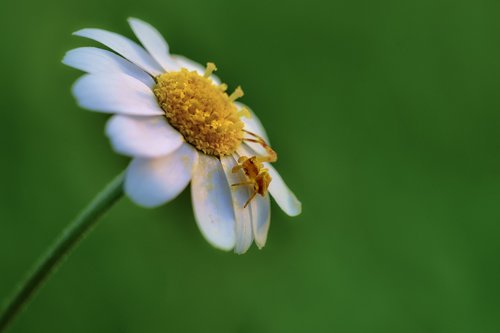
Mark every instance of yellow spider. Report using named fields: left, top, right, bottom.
left=232, top=130, right=277, bottom=208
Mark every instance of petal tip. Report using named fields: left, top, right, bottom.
left=127, top=17, right=139, bottom=27
left=255, top=242, right=266, bottom=250
left=61, top=54, right=69, bottom=65
left=204, top=237, right=235, bottom=252
left=234, top=248, right=249, bottom=255
left=127, top=17, right=143, bottom=25
left=234, top=241, right=253, bottom=254
left=287, top=199, right=302, bottom=217
left=72, top=29, right=89, bottom=37
left=61, top=49, right=78, bottom=66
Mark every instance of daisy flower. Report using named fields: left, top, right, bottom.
left=63, top=18, right=301, bottom=254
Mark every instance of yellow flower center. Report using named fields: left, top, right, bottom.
left=153, top=63, right=246, bottom=157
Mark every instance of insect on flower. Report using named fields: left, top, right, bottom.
left=232, top=130, right=277, bottom=208
left=64, top=17, right=301, bottom=253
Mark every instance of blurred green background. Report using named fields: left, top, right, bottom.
left=1, top=0, right=500, bottom=332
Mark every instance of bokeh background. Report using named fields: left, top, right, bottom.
left=1, top=0, right=500, bottom=332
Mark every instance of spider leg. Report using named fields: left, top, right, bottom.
left=243, top=138, right=264, bottom=144
left=243, top=191, right=258, bottom=208
left=242, top=132, right=277, bottom=163
left=231, top=181, right=254, bottom=187
left=243, top=130, right=263, bottom=139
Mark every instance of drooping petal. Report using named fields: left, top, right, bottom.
left=220, top=155, right=253, bottom=254
left=72, top=73, right=164, bottom=116
left=105, top=115, right=184, bottom=158
left=191, top=154, right=236, bottom=251
left=73, top=28, right=164, bottom=76
left=63, top=47, right=154, bottom=87
left=266, top=163, right=302, bottom=216
left=232, top=148, right=272, bottom=248
left=124, top=144, right=197, bottom=208
left=235, top=102, right=270, bottom=144
left=127, top=18, right=179, bottom=71
left=249, top=193, right=271, bottom=249
left=171, top=54, right=221, bottom=84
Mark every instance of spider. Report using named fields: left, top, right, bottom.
left=231, top=130, right=277, bottom=208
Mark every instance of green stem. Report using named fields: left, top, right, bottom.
left=0, top=171, right=125, bottom=332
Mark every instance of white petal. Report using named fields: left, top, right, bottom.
left=171, top=54, right=221, bottom=84
left=191, top=154, right=236, bottom=251
left=236, top=102, right=270, bottom=144
left=125, top=143, right=197, bottom=208
left=127, top=18, right=179, bottom=71
left=72, top=73, right=164, bottom=116
left=236, top=103, right=271, bottom=157
left=266, top=163, right=302, bottom=216
left=237, top=144, right=301, bottom=217
left=220, top=155, right=253, bottom=254
left=249, top=193, right=271, bottom=249
left=74, top=28, right=164, bottom=76
left=63, top=47, right=154, bottom=87
left=105, top=115, right=183, bottom=158
left=232, top=147, right=271, bottom=248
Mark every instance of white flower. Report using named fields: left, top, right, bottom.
left=63, top=18, right=301, bottom=254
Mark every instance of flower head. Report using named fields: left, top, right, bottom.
left=63, top=18, right=301, bottom=254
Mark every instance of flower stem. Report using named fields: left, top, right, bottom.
left=0, top=171, right=125, bottom=332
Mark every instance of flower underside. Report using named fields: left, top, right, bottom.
left=154, top=63, right=246, bottom=157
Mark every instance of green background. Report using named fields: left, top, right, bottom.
left=1, top=0, right=500, bottom=332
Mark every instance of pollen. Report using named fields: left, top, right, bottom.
left=153, top=63, right=245, bottom=156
